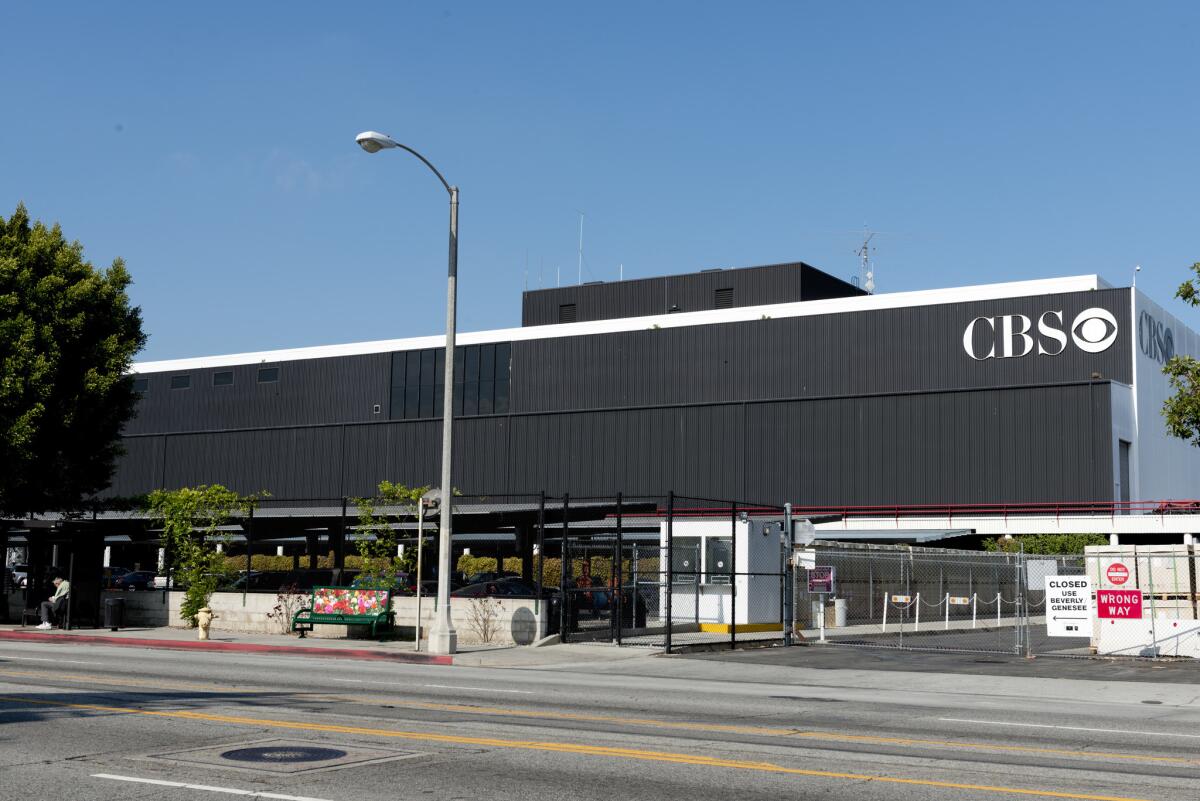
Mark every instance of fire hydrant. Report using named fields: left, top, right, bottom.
left=196, top=607, right=215, bottom=641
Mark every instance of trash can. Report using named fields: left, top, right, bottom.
left=103, top=597, right=125, bottom=631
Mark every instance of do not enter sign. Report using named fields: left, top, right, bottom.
left=1106, top=563, right=1130, bottom=586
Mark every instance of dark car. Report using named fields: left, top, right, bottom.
left=452, top=578, right=543, bottom=598
left=102, top=566, right=132, bottom=589
left=413, top=578, right=467, bottom=596
left=464, top=571, right=520, bottom=585
left=112, top=570, right=156, bottom=591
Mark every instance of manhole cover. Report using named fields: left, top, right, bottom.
left=221, top=746, right=348, bottom=764
left=147, top=738, right=422, bottom=775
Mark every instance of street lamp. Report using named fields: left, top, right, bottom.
left=356, top=130, right=459, bottom=655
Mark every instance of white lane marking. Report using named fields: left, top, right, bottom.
left=423, top=683, right=534, bottom=694
left=93, top=773, right=337, bottom=800
left=939, top=718, right=1200, bottom=739
left=1, top=655, right=103, bottom=665
left=329, top=678, right=365, bottom=683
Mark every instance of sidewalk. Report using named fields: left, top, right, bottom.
left=0, top=624, right=659, bottom=669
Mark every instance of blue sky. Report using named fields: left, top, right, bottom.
left=3, top=3, right=1198, bottom=360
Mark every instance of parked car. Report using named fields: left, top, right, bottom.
left=102, top=566, right=132, bottom=589
left=111, top=570, right=157, bottom=591
left=452, top=578, right=542, bottom=598
left=226, top=569, right=360, bottom=592
left=409, top=578, right=466, bottom=596
left=464, top=571, right=520, bottom=585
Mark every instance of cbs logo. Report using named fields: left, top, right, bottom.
left=963, top=307, right=1118, bottom=360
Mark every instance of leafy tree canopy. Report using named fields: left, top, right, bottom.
left=0, top=204, right=146, bottom=514
left=145, top=485, right=261, bottom=624
left=1163, top=262, right=1200, bottom=446
left=354, top=481, right=431, bottom=587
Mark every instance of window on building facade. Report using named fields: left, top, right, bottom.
left=391, top=343, right=511, bottom=420
left=257, top=367, right=279, bottom=383
left=170, top=375, right=191, bottom=390
left=213, top=371, right=234, bottom=387
left=132, top=377, right=149, bottom=394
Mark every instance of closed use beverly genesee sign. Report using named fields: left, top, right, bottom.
left=1045, top=576, right=1093, bottom=637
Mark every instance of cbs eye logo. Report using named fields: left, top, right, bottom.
left=1070, top=308, right=1119, bottom=353
left=962, top=307, right=1119, bottom=360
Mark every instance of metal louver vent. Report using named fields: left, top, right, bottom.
left=714, top=288, right=734, bottom=309
left=559, top=303, right=577, bottom=323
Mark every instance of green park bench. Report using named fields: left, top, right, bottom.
left=291, top=586, right=394, bottom=638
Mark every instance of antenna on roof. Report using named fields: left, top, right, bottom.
left=856, top=227, right=877, bottom=293
left=619, top=263, right=624, bottom=281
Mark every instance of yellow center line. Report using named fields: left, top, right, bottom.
left=0, top=695, right=1163, bottom=801
left=0, top=667, right=1193, bottom=768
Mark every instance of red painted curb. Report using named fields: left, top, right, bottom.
left=0, top=629, right=452, bottom=665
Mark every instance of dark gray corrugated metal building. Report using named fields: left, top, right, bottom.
left=114, top=261, right=1185, bottom=506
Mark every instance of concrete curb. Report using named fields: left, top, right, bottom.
left=0, top=629, right=453, bottom=665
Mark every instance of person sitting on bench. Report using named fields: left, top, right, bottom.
left=36, top=577, right=70, bottom=630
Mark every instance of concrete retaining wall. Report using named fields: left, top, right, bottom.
left=111, top=590, right=545, bottom=646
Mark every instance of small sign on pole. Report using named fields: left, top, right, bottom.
left=948, top=596, right=970, bottom=606
left=808, top=566, right=835, bottom=594
left=890, top=594, right=911, bottom=604
left=1045, top=576, right=1092, bottom=637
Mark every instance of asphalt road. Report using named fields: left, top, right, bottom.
left=1, top=640, right=1199, bottom=801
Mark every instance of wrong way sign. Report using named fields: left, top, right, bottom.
left=1044, top=576, right=1092, bottom=637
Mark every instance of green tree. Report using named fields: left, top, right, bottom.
left=0, top=204, right=146, bottom=514
left=353, top=481, right=430, bottom=588
left=1162, top=262, right=1200, bottom=445
left=145, top=485, right=261, bottom=625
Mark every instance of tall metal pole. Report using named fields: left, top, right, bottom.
left=664, top=492, right=674, bottom=654
left=415, top=500, right=425, bottom=651
left=429, top=187, right=460, bottom=655
left=783, top=502, right=794, bottom=647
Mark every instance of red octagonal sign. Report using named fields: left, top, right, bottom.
left=1106, top=563, right=1130, bottom=586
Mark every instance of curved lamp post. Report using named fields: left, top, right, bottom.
left=356, top=130, right=458, bottom=655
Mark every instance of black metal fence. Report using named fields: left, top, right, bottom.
left=549, top=493, right=790, bottom=652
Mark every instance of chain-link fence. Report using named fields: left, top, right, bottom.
left=794, top=542, right=1199, bottom=659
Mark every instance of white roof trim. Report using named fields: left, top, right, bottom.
left=132, top=275, right=1104, bottom=373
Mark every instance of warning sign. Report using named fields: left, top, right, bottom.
left=1097, top=589, right=1143, bottom=619
left=948, top=596, right=970, bottom=606
left=807, top=566, right=835, bottom=594
left=1044, top=576, right=1092, bottom=637
left=890, top=594, right=911, bottom=604
left=1106, top=563, right=1130, bottom=586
